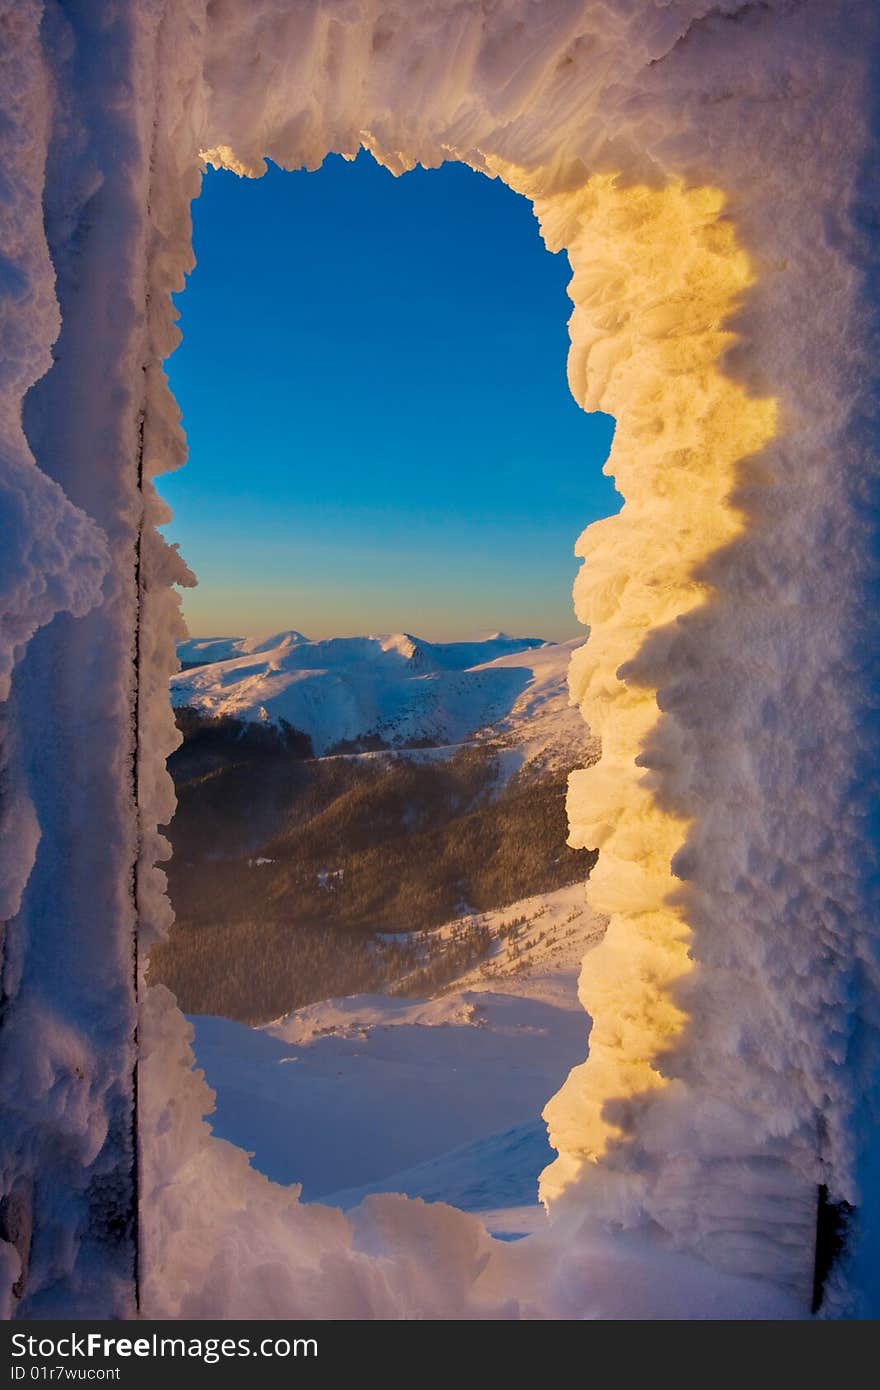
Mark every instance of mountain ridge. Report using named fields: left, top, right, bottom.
left=171, top=631, right=587, bottom=760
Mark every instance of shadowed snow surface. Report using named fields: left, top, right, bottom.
left=191, top=884, right=598, bottom=1227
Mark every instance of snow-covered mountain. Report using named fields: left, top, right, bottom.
left=177, top=629, right=537, bottom=672
left=171, top=630, right=591, bottom=761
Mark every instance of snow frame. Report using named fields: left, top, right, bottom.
left=1, top=0, right=878, bottom=1319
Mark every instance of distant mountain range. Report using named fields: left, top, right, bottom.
left=177, top=630, right=542, bottom=672
left=171, top=630, right=591, bottom=765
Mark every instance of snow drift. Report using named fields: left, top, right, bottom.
left=0, top=0, right=878, bottom=1320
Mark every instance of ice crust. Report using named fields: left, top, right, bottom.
left=0, top=0, right=877, bottom=1319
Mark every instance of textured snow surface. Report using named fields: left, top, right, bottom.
left=171, top=631, right=591, bottom=757
left=1, top=0, right=878, bottom=1320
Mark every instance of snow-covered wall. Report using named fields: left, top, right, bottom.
left=1, top=0, right=877, bottom=1318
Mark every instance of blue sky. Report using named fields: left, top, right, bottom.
left=159, top=151, right=619, bottom=641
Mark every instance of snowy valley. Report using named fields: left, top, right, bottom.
left=192, top=882, right=605, bottom=1239
left=152, top=633, right=604, bottom=1230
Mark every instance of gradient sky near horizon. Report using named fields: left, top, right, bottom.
left=159, top=152, right=619, bottom=642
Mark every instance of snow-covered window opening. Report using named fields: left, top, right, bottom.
left=148, top=151, right=622, bottom=1228
left=1, top=1, right=877, bottom=1321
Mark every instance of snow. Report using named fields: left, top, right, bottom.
left=266, top=993, right=483, bottom=1047
left=167, top=882, right=800, bottom=1318
left=1, top=0, right=877, bottom=1321
left=178, top=630, right=309, bottom=666
left=171, top=630, right=570, bottom=756
left=192, top=885, right=600, bottom=1203
left=192, top=994, right=579, bottom=1206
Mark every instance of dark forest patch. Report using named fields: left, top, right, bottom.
left=149, top=712, right=596, bottom=1023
